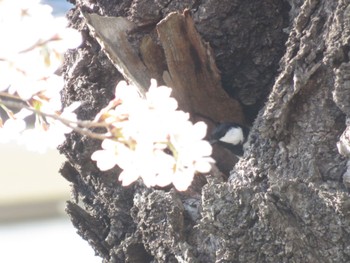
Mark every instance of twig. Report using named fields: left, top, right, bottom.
left=0, top=96, right=111, bottom=141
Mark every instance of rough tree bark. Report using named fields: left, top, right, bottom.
left=60, top=0, right=350, bottom=262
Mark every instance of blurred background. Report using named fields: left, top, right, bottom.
left=0, top=1, right=101, bottom=262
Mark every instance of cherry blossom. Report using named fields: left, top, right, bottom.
left=0, top=0, right=82, bottom=152
left=0, top=1, right=213, bottom=191
left=91, top=80, right=214, bottom=191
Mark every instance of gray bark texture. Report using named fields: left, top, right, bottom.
left=60, top=0, right=350, bottom=262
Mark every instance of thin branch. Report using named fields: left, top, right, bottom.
left=61, top=122, right=111, bottom=141
left=0, top=96, right=111, bottom=141
left=0, top=91, right=26, bottom=101
left=19, top=34, right=62, bottom=54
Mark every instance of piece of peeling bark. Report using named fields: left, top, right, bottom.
left=157, top=10, right=245, bottom=125
left=82, top=12, right=151, bottom=93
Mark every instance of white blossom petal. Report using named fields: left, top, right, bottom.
left=91, top=149, right=118, bottom=171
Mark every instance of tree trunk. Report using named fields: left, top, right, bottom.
left=60, top=0, right=350, bottom=262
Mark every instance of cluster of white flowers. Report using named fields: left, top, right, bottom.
left=0, top=0, right=82, bottom=152
left=91, top=80, right=214, bottom=191
left=0, top=1, right=214, bottom=191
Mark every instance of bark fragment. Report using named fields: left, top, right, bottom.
left=157, top=11, right=244, bottom=124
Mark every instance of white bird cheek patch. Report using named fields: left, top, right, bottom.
left=219, top=128, right=244, bottom=145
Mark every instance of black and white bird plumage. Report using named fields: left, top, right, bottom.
left=210, top=123, right=250, bottom=157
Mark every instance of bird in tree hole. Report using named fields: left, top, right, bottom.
left=210, top=123, right=250, bottom=157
